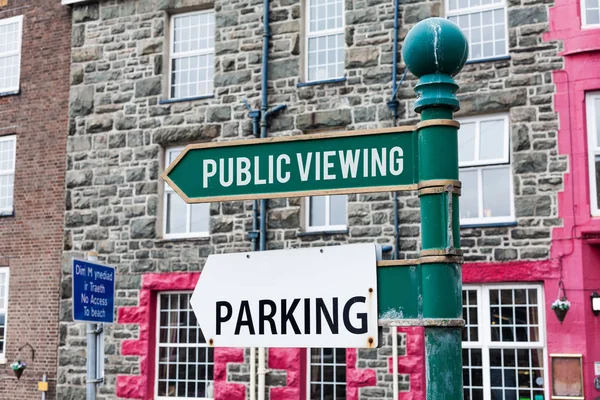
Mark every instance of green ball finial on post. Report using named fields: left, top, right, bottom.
left=402, top=18, right=468, bottom=113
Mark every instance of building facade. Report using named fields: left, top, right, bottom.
left=56, top=0, right=593, bottom=399
left=0, top=1, right=72, bottom=399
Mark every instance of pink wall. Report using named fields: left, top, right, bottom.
left=544, top=0, right=600, bottom=394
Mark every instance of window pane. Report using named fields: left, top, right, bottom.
left=329, top=195, right=347, bottom=226
left=307, top=33, right=344, bottom=81
left=451, top=9, right=507, bottom=60
left=463, top=289, right=479, bottom=342
left=595, top=98, right=600, bottom=146
left=460, top=170, right=479, bottom=220
left=482, top=167, right=511, bottom=218
left=171, top=12, right=214, bottom=99
left=0, top=19, right=20, bottom=92
left=588, top=9, right=600, bottom=25
left=462, top=348, right=484, bottom=400
left=157, top=293, right=213, bottom=398
left=167, top=192, right=187, bottom=234
left=310, top=196, right=327, bottom=227
left=309, top=348, right=346, bottom=400
left=479, top=119, right=506, bottom=161
left=459, top=122, right=476, bottom=163
left=190, top=203, right=210, bottom=233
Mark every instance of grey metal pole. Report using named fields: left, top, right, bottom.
left=86, top=251, right=98, bottom=400
left=41, top=374, right=47, bottom=400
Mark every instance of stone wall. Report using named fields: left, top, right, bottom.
left=59, top=0, right=564, bottom=398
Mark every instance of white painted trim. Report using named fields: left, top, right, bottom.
left=163, top=147, right=210, bottom=239
left=304, top=0, right=345, bottom=83
left=0, top=16, right=23, bottom=94
left=168, top=10, right=215, bottom=100
left=0, top=136, right=16, bottom=214
left=586, top=92, right=600, bottom=216
left=581, top=0, right=600, bottom=28
left=462, top=284, right=548, bottom=400
left=305, top=195, right=347, bottom=232
left=446, top=1, right=509, bottom=61
left=0, top=268, right=9, bottom=362
left=61, top=0, right=91, bottom=4
left=458, top=114, right=510, bottom=167
left=458, top=114, right=514, bottom=225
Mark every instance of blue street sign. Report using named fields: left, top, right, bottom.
left=72, top=259, right=116, bottom=324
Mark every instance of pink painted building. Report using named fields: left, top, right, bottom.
left=542, top=0, right=600, bottom=396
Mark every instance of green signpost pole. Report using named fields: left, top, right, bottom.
left=403, top=18, right=468, bottom=400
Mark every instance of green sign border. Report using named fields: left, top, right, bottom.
left=162, top=125, right=426, bottom=204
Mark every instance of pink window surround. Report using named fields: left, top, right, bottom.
left=116, top=273, right=246, bottom=400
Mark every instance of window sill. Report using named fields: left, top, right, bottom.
left=0, top=89, right=20, bottom=98
left=581, top=24, right=600, bottom=30
left=0, top=210, right=14, bottom=218
left=460, top=221, right=517, bottom=229
left=158, top=94, right=215, bottom=105
left=297, top=229, right=349, bottom=237
left=156, top=236, right=211, bottom=244
left=296, top=77, right=347, bottom=88
left=465, top=55, right=511, bottom=65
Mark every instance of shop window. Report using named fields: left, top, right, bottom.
left=306, top=195, right=347, bottom=232
left=307, top=348, right=346, bottom=400
left=462, top=285, right=547, bottom=400
left=0, top=15, right=22, bottom=94
left=305, top=0, right=345, bottom=82
left=458, top=114, right=514, bottom=225
left=0, top=135, right=15, bottom=215
left=163, top=148, right=210, bottom=239
left=586, top=92, right=600, bottom=216
left=156, top=292, right=214, bottom=399
left=447, top=0, right=508, bottom=62
left=169, top=11, right=214, bottom=99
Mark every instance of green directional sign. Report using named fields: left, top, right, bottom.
left=162, top=127, right=418, bottom=203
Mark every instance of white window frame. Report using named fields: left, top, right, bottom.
left=582, top=0, right=600, bottom=28
left=462, top=284, right=549, bottom=400
left=304, top=0, right=345, bottom=82
left=586, top=91, right=600, bottom=216
left=446, top=0, right=509, bottom=62
left=163, top=147, right=210, bottom=239
left=0, top=15, right=23, bottom=94
left=306, top=348, right=346, bottom=400
left=305, top=195, right=347, bottom=232
left=0, top=135, right=16, bottom=215
left=0, top=267, right=9, bottom=364
left=155, top=291, right=214, bottom=400
left=458, top=114, right=515, bottom=225
left=169, top=10, right=214, bottom=100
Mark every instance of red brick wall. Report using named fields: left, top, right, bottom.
left=0, top=1, right=71, bottom=399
